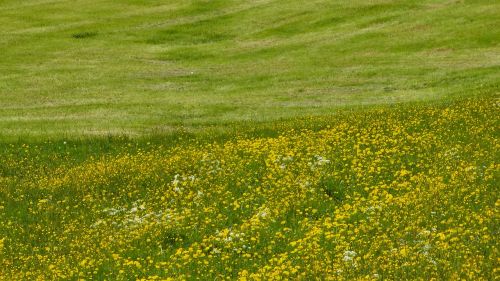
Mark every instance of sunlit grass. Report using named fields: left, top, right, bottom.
left=1, top=0, right=499, bottom=138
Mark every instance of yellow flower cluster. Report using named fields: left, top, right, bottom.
left=0, top=98, right=498, bottom=280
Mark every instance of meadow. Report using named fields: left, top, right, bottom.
left=0, top=0, right=499, bottom=280
left=1, top=97, right=498, bottom=280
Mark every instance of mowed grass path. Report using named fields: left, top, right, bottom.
left=1, top=0, right=499, bottom=139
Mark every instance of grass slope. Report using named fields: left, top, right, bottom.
left=1, top=0, right=499, bottom=139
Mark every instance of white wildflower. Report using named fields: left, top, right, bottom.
left=172, top=174, right=180, bottom=186
left=315, top=155, right=331, bottom=165
left=343, top=250, right=357, bottom=262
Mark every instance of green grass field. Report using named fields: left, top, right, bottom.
left=1, top=0, right=498, bottom=139
left=0, top=0, right=499, bottom=280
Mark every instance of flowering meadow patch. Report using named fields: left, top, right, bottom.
left=0, top=98, right=498, bottom=280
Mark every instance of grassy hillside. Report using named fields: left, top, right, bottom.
left=1, top=1, right=499, bottom=279
left=1, top=0, right=499, bottom=139
left=1, top=97, right=498, bottom=279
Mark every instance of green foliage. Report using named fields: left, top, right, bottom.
left=72, top=31, right=98, bottom=39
